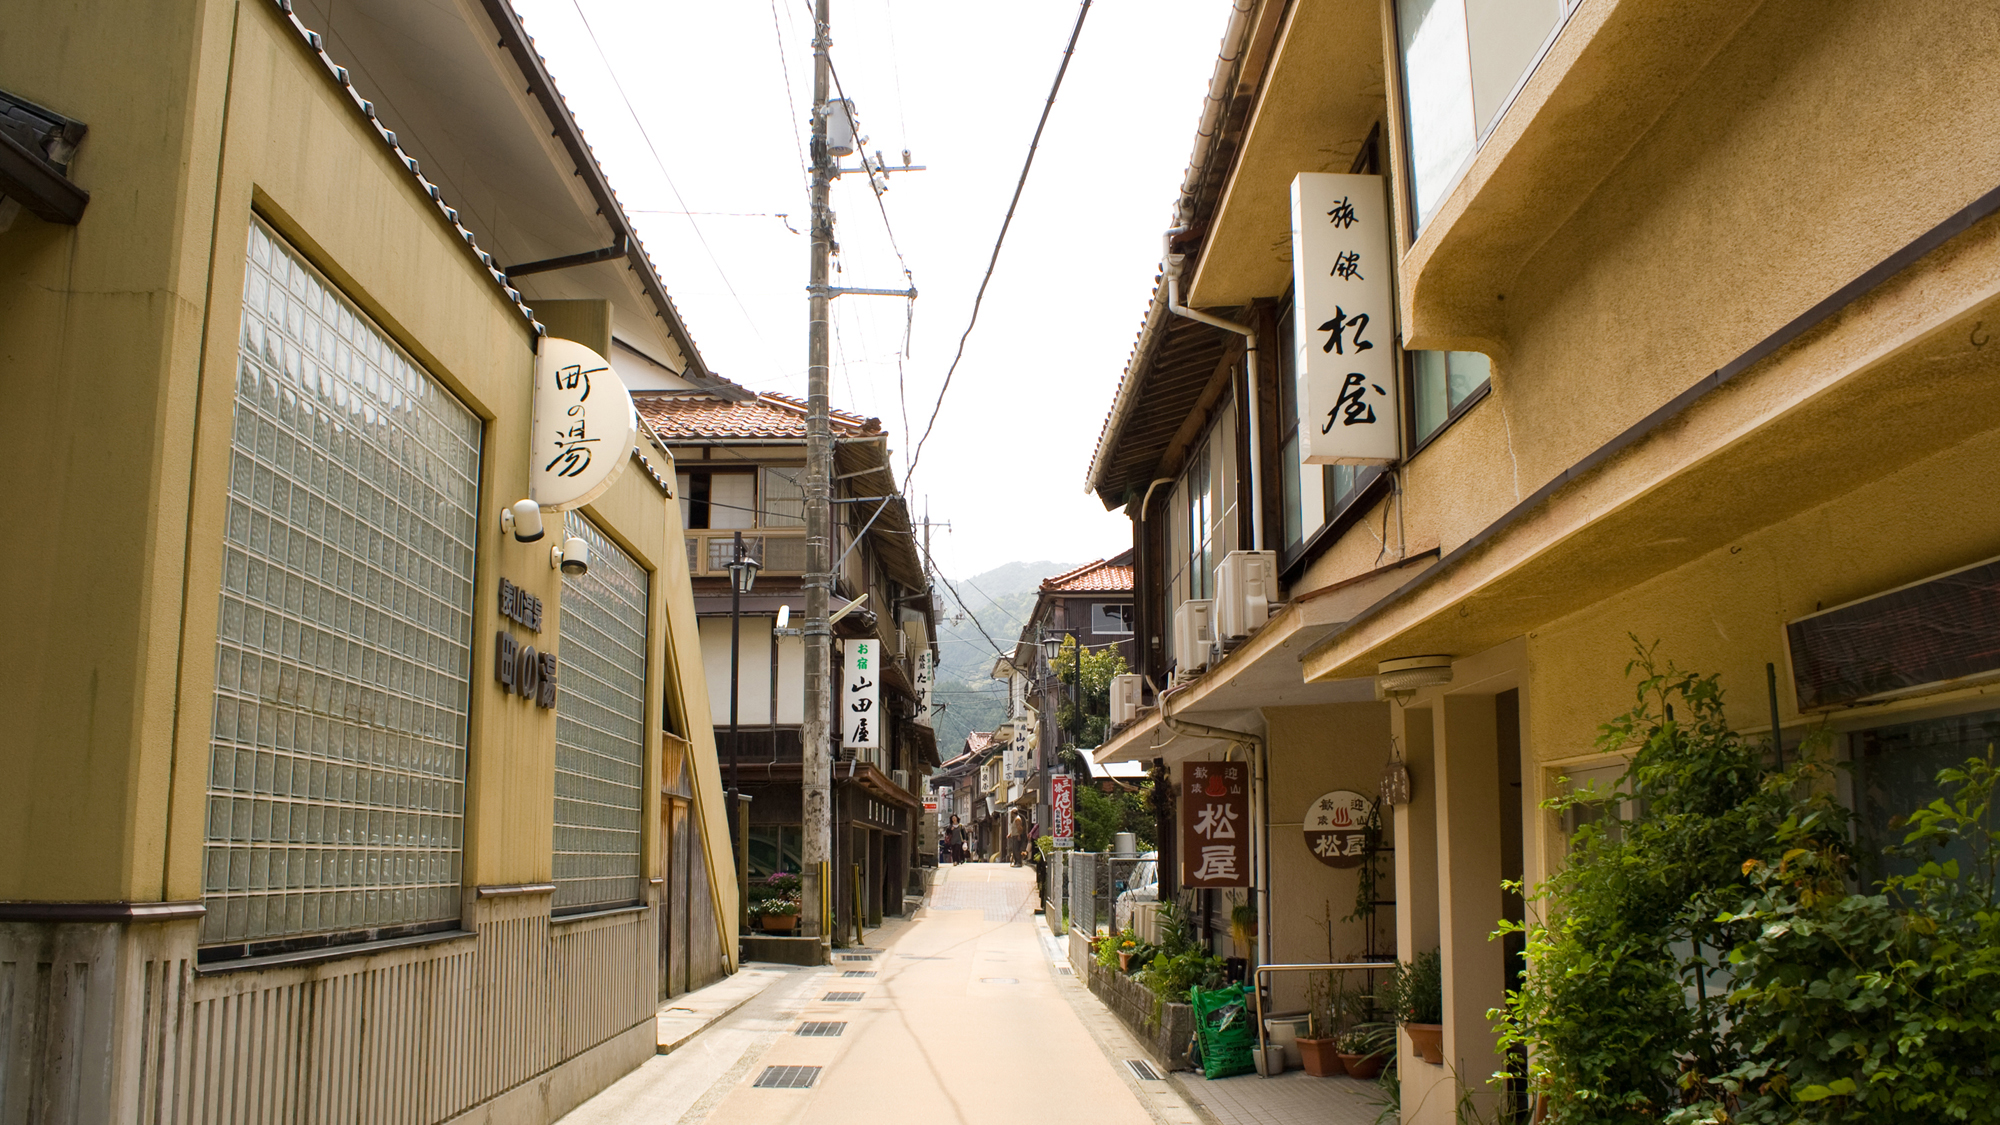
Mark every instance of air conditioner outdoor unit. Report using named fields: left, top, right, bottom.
left=1108, top=673, right=1143, bottom=727
left=893, top=769, right=909, bottom=790
left=1173, top=599, right=1216, bottom=674
left=1214, top=550, right=1278, bottom=641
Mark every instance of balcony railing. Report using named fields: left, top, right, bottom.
left=684, top=529, right=808, bottom=578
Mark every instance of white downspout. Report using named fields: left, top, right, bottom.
left=1163, top=229, right=1264, bottom=552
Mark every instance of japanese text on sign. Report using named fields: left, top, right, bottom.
left=530, top=337, right=638, bottom=511
left=914, top=650, right=934, bottom=727
left=498, top=577, right=543, bottom=632
left=843, top=638, right=880, bottom=749
left=1182, top=762, right=1250, bottom=887
left=1290, top=174, right=1398, bottom=465
left=1051, top=773, right=1075, bottom=848
left=1303, top=789, right=1374, bottom=870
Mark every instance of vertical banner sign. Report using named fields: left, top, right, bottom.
left=1304, top=790, right=1374, bottom=869
left=843, top=639, right=880, bottom=749
left=1290, top=173, right=1398, bottom=465
left=1182, top=761, right=1250, bottom=887
left=914, top=650, right=935, bottom=727
left=1051, top=774, right=1076, bottom=848
left=1010, top=714, right=1031, bottom=780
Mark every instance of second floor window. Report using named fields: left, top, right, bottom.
left=679, top=466, right=807, bottom=530
left=1409, top=350, right=1491, bottom=449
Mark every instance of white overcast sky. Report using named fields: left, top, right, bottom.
left=509, top=0, right=1227, bottom=579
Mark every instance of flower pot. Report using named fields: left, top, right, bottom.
left=1118, top=951, right=1135, bottom=972
left=1252, top=1045, right=1287, bottom=1076
left=1404, top=1022, right=1444, bottom=1065
left=1338, top=1051, right=1386, bottom=1080
left=762, top=914, right=798, bottom=933
left=1296, top=1036, right=1343, bottom=1078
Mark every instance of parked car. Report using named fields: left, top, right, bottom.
left=1112, top=851, right=1159, bottom=932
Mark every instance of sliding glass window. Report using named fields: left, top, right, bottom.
left=1398, top=0, right=1568, bottom=229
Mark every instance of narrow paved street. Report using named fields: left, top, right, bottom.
left=561, top=865, right=1200, bottom=1125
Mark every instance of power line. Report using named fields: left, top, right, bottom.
left=924, top=548, right=1016, bottom=665
left=903, top=0, right=1094, bottom=494
left=768, top=0, right=810, bottom=181
left=566, top=0, right=767, bottom=346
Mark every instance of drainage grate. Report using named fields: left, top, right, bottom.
left=797, top=1022, right=847, bottom=1037
left=841, top=969, right=875, bottom=978
left=837, top=953, right=874, bottom=962
left=1126, top=1059, right=1163, bottom=1082
left=1055, top=965, right=1073, bottom=976
left=822, top=991, right=866, bottom=1002
left=979, top=977, right=1018, bottom=985
left=754, top=1066, right=822, bottom=1089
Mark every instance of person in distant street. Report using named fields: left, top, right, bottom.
left=947, top=815, right=966, bottom=865
left=1008, top=811, right=1027, bottom=867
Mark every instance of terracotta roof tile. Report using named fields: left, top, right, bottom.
left=635, top=390, right=879, bottom=442
left=1041, top=557, right=1135, bottom=594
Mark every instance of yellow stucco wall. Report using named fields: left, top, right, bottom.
left=0, top=0, right=727, bottom=949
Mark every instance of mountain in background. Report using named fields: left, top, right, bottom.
left=929, top=560, right=1076, bottom=754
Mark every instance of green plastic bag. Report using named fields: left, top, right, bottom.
left=1191, top=983, right=1255, bottom=1079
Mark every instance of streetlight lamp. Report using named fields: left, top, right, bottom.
left=725, top=531, right=761, bottom=928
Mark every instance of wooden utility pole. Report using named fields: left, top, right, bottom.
left=801, top=0, right=835, bottom=962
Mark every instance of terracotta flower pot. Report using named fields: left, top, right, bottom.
left=1404, top=1022, right=1444, bottom=1065
left=763, top=913, right=798, bottom=933
left=1118, top=951, right=1135, bottom=972
left=1296, top=1036, right=1343, bottom=1078
left=1338, top=1051, right=1386, bottom=1080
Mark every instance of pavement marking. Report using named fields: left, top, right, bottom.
left=979, top=977, right=1019, bottom=984
left=752, top=1065, right=821, bottom=1089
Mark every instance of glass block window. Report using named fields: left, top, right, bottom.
left=204, top=219, right=480, bottom=946
left=554, top=510, right=649, bottom=913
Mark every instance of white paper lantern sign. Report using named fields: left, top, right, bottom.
left=531, top=337, right=638, bottom=511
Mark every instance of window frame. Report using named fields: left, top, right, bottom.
left=1403, top=351, right=1493, bottom=459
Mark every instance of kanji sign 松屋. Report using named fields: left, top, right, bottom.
left=1303, top=789, right=1374, bottom=870
left=1289, top=173, right=1397, bottom=466
left=1051, top=774, right=1075, bottom=849
left=843, top=638, right=880, bottom=749
left=1181, top=762, right=1249, bottom=888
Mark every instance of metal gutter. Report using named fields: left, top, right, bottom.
left=1302, top=178, right=2000, bottom=673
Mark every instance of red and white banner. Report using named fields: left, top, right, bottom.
left=1051, top=774, right=1075, bottom=848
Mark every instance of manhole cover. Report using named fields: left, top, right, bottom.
left=797, top=1021, right=847, bottom=1037
left=979, top=977, right=1018, bottom=984
left=822, top=991, right=866, bottom=1002
left=754, top=1066, right=822, bottom=1089
left=842, top=970, right=875, bottom=978
left=1126, top=1059, right=1163, bottom=1081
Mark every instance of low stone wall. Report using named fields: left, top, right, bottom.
left=1083, top=949, right=1194, bottom=1072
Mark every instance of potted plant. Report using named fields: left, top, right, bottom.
left=1117, top=931, right=1141, bottom=972
left=1377, top=948, right=1445, bottom=1065
left=760, top=896, right=800, bottom=932
left=1294, top=971, right=1344, bottom=1077
left=1335, top=1025, right=1390, bottom=1079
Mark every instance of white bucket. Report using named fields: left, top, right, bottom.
left=1263, top=1013, right=1313, bottom=1069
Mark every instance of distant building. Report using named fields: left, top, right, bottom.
left=640, top=389, right=940, bottom=939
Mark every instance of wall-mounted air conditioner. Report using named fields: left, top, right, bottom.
left=1215, top=550, right=1278, bottom=641
left=1173, top=599, right=1216, bottom=674
left=1108, top=673, right=1143, bottom=727
left=892, top=769, right=909, bottom=790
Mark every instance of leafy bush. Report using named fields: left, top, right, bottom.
left=1498, top=641, right=2000, bottom=1124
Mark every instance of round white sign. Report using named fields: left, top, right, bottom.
left=1303, top=789, right=1375, bottom=869
left=531, top=337, right=637, bottom=511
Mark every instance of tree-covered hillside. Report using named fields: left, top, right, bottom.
left=928, top=561, right=1075, bottom=754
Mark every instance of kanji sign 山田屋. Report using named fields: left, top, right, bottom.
left=843, top=639, right=880, bottom=749
left=1181, top=762, right=1249, bottom=888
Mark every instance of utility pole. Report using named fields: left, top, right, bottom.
left=801, top=0, right=835, bottom=963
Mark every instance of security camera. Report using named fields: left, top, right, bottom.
left=552, top=536, right=589, bottom=576
left=500, top=499, right=544, bottom=543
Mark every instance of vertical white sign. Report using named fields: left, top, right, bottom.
left=1291, top=173, right=1398, bottom=465
left=843, top=639, right=880, bottom=749
left=1011, top=713, right=1030, bottom=780
left=913, top=650, right=934, bottom=727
